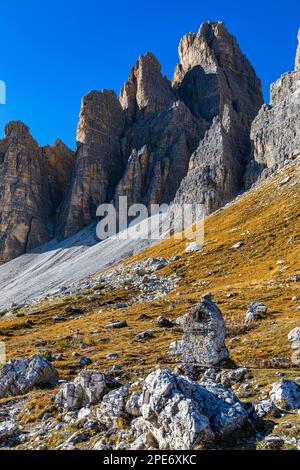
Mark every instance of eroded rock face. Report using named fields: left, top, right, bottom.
left=57, top=90, right=125, bottom=238
left=115, top=101, right=202, bottom=208
left=295, top=29, right=300, bottom=71
left=245, top=31, right=300, bottom=187
left=127, top=369, right=249, bottom=450
left=172, top=21, right=263, bottom=212
left=0, top=122, right=73, bottom=263
left=0, top=355, right=58, bottom=398
left=181, top=300, right=229, bottom=367
left=245, top=71, right=300, bottom=187
left=120, top=52, right=176, bottom=124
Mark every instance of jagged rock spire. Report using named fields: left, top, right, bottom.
left=295, top=29, right=300, bottom=71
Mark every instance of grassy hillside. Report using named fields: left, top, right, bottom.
left=0, top=158, right=299, bottom=414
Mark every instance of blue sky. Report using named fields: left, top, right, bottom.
left=0, top=0, right=299, bottom=148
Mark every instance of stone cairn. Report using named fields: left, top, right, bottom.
left=181, top=298, right=229, bottom=367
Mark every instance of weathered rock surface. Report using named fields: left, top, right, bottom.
left=216, top=368, right=250, bottom=388
left=115, top=101, right=202, bottom=209
left=288, top=327, right=300, bottom=347
left=269, top=380, right=300, bottom=410
left=0, top=354, right=58, bottom=398
left=172, top=21, right=263, bottom=213
left=96, top=385, right=129, bottom=427
left=120, top=52, right=176, bottom=124
left=245, top=301, right=268, bottom=323
left=127, top=369, right=249, bottom=450
left=295, top=29, right=300, bottom=71
left=254, top=399, right=280, bottom=418
left=0, top=421, right=18, bottom=443
left=57, top=90, right=125, bottom=238
left=245, top=31, right=300, bottom=187
left=181, top=300, right=229, bottom=366
left=0, top=122, right=73, bottom=263
left=55, top=370, right=118, bottom=410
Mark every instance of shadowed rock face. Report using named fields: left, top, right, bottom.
left=172, top=21, right=263, bottom=212
left=0, top=122, right=73, bottom=263
left=245, top=33, right=300, bottom=188
left=115, top=101, right=204, bottom=208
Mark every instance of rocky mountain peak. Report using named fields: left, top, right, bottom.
left=295, top=28, right=300, bottom=71
left=120, top=51, right=175, bottom=123
left=173, top=20, right=251, bottom=84
left=4, top=120, right=37, bottom=145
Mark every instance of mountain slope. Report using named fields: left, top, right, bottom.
left=0, top=157, right=299, bottom=373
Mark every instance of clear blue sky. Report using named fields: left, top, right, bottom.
left=0, top=0, right=299, bottom=149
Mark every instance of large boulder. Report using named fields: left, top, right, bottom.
left=181, top=300, right=229, bottom=367
left=126, top=369, right=250, bottom=450
left=55, top=370, right=118, bottom=411
left=269, top=380, right=300, bottom=410
left=0, top=355, right=58, bottom=398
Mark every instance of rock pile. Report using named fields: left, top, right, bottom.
left=127, top=369, right=250, bottom=450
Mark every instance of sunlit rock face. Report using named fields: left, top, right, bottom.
left=0, top=121, right=73, bottom=263
left=244, top=30, right=300, bottom=188
left=172, top=21, right=263, bottom=213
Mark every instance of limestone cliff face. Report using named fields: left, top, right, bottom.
left=120, top=52, right=176, bottom=124
left=172, top=21, right=263, bottom=211
left=0, top=20, right=267, bottom=260
left=245, top=32, right=300, bottom=188
left=116, top=54, right=202, bottom=209
left=0, top=122, right=73, bottom=263
left=56, top=90, right=125, bottom=238
left=295, top=29, right=300, bottom=71
left=115, top=101, right=203, bottom=208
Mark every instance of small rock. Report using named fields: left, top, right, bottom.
left=65, top=306, right=84, bottom=315
left=279, top=176, right=291, bottom=186
left=288, top=327, right=300, bottom=347
left=136, top=330, right=156, bottom=340
left=55, top=370, right=118, bottom=410
left=254, top=400, right=280, bottom=418
left=79, top=356, right=93, bottom=367
left=106, top=353, right=118, bottom=360
left=245, top=301, right=268, bottom=322
left=232, top=242, right=243, bottom=249
left=53, top=315, right=65, bottom=322
left=105, top=320, right=128, bottom=329
left=157, top=316, right=174, bottom=328
left=185, top=243, right=202, bottom=254
left=168, top=340, right=183, bottom=356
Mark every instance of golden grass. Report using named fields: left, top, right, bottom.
left=0, top=160, right=299, bottom=385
